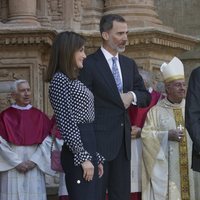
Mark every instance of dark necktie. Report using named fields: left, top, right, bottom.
left=112, top=57, right=123, bottom=93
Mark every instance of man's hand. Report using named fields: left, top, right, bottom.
left=25, top=160, right=36, bottom=170
left=131, top=125, right=142, bottom=139
left=81, top=160, right=94, bottom=181
left=16, top=160, right=36, bottom=173
left=120, top=92, right=134, bottom=109
left=168, top=129, right=184, bottom=142
left=15, top=162, right=29, bottom=173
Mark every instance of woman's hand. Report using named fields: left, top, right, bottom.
left=81, top=160, right=94, bottom=181
left=98, top=163, right=104, bottom=178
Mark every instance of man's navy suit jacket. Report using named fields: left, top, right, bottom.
left=79, top=48, right=151, bottom=161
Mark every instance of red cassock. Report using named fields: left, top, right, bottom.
left=0, top=107, right=51, bottom=145
left=128, top=90, right=161, bottom=200
left=129, top=90, right=161, bottom=128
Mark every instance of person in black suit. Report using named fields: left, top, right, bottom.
left=79, top=14, right=151, bottom=200
left=185, top=66, right=200, bottom=172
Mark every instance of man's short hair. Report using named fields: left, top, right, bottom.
left=100, top=14, right=126, bottom=34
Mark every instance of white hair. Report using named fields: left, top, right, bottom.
left=138, top=69, right=153, bottom=89
left=10, top=79, right=29, bottom=92
left=156, top=81, right=166, bottom=93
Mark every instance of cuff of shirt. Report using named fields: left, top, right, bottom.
left=130, top=91, right=137, bottom=105
left=96, top=152, right=105, bottom=165
left=73, top=150, right=92, bottom=166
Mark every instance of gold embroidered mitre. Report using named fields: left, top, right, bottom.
left=160, top=57, right=185, bottom=83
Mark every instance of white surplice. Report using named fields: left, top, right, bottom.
left=0, top=135, right=56, bottom=200
left=131, top=138, right=142, bottom=192
left=141, top=98, right=196, bottom=200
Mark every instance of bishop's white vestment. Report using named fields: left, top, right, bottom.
left=141, top=98, right=196, bottom=200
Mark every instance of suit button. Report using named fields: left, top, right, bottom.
left=121, top=123, right=124, bottom=127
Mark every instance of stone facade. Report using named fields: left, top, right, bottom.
left=155, top=0, right=200, bottom=37
left=0, top=29, right=56, bottom=112
left=0, top=0, right=199, bottom=112
left=0, top=0, right=200, bottom=198
left=154, top=0, right=200, bottom=83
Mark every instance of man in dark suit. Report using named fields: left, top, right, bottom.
left=185, top=66, right=200, bottom=172
left=79, top=14, right=151, bottom=200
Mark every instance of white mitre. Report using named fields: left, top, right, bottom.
left=160, top=57, right=185, bottom=83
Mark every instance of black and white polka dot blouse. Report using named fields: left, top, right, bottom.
left=49, top=72, right=104, bottom=166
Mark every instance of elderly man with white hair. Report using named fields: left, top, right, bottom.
left=141, top=57, right=197, bottom=200
left=0, top=79, right=55, bottom=200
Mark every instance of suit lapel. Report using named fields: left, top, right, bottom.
left=119, top=55, right=130, bottom=93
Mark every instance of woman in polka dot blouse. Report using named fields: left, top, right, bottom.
left=46, top=31, right=104, bottom=200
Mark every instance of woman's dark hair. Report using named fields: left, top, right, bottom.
left=100, top=14, right=126, bottom=34
left=46, top=31, right=85, bottom=81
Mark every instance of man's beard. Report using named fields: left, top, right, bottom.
left=108, top=39, right=126, bottom=53
left=117, top=46, right=125, bottom=53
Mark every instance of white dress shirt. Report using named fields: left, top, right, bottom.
left=101, top=46, right=137, bottom=104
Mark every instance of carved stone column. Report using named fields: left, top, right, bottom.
left=103, top=0, right=168, bottom=29
left=0, top=0, right=8, bottom=23
left=7, top=0, right=40, bottom=25
left=37, top=0, right=51, bottom=27
left=81, top=0, right=104, bottom=31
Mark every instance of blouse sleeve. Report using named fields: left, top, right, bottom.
left=49, top=74, right=92, bottom=166
left=96, top=152, right=105, bottom=165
